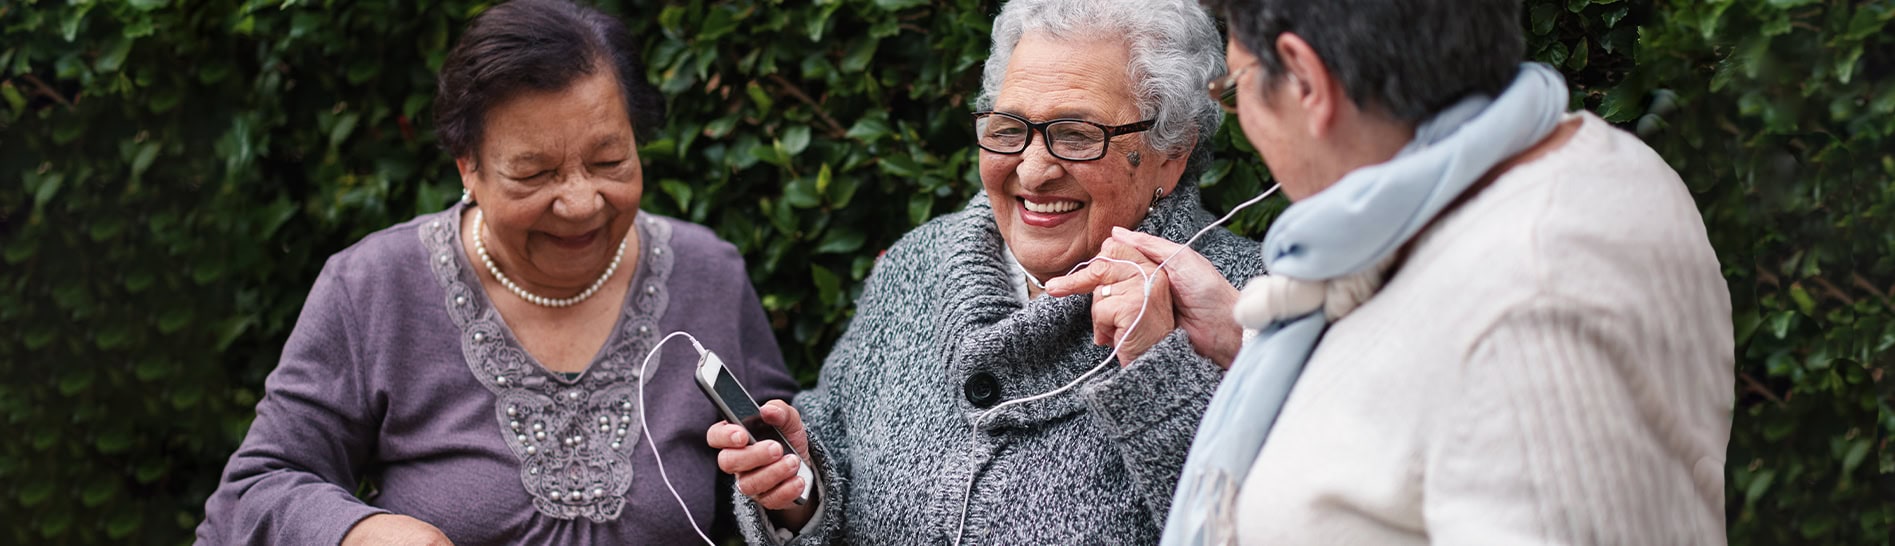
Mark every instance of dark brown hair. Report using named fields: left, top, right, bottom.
left=432, top=0, right=665, bottom=163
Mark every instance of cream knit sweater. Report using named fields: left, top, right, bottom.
left=1234, top=112, right=1734, bottom=544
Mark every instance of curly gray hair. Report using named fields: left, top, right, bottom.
left=976, top=0, right=1225, bottom=179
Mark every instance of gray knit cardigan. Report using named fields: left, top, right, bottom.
left=734, top=183, right=1265, bottom=545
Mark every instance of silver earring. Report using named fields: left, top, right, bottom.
left=461, top=188, right=474, bottom=205
left=1148, top=187, right=1164, bottom=214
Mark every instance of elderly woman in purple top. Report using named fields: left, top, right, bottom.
left=195, top=1, right=797, bottom=544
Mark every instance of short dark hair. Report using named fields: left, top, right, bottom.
left=1207, top=0, right=1524, bottom=122
left=433, top=0, right=665, bottom=162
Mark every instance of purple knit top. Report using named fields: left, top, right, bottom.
left=197, top=205, right=796, bottom=545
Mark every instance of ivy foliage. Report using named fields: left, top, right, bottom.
left=0, top=0, right=1889, bottom=544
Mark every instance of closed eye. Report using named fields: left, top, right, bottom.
left=592, top=160, right=625, bottom=169
left=510, top=170, right=552, bottom=182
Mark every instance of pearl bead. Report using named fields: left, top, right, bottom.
left=535, top=431, right=546, bottom=440
left=646, top=285, right=657, bottom=295
left=619, top=414, right=631, bottom=423
left=592, top=487, right=605, bottom=498
left=616, top=428, right=627, bottom=437
left=654, top=248, right=664, bottom=256
left=637, top=326, right=649, bottom=335
left=599, top=424, right=610, bottom=432
left=516, top=434, right=527, bottom=443
left=455, top=296, right=466, bottom=305
left=495, top=376, right=507, bottom=385
left=569, top=391, right=581, bottom=400
left=598, top=416, right=610, bottom=424
left=548, top=490, right=561, bottom=500
left=472, top=332, right=484, bottom=342
left=438, top=254, right=449, bottom=264
left=526, top=446, right=538, bottom=455
left=611, top=441, right=622, bottom=449
left=510, top=420, right=521, bottom=430
left=507, top=406, right=518, bottom=417
left=530, top=467, right=539, bottom=475
left=619, top=401, right=632, bottom=410
left=573, top=489, right=586, bottom=500
left=532, top=422, right=543, bottom=431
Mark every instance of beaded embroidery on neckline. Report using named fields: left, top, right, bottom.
left=418, top=208, right=674, bottom=521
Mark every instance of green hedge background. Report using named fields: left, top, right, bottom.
left=1, top=0, right=1890, bottom=543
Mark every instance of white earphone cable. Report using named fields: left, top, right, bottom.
left=637, top=331, right=717, bottom=546
left=952, top=182, right=1281, bottom=546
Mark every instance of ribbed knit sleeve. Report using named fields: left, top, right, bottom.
left=1424, top=300, right=1726, bottom=544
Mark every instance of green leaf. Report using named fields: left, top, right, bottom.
left=1597, top=84, right=1642, bottom=123
left=329, top=112, right=360, bottom=148
left=781, top=125, right=811, bottom=156
left=873, top=0, right=928, bottom=10
left=701, top=6, right=744, bottom=41
left=846, top=117, right=892, bottom=141
left=840, top=38, right=879, bottom=73
left=814, top=228, right=866, bottom=254
left=810, top=265, right=841, bottom=307
left=1744, top=469, right=1775, bottom=505
left=1530, top=2, right=1561, bottom=35
left=1841, top=438, right=1872, bottom=474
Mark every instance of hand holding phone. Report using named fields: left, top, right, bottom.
left=696, top=351, right=816, bottom=507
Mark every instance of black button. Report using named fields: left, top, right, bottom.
left=963, top=372, right=1001, bottom=408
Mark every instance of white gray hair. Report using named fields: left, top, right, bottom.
left=976, top=0, right=1225, bottom=178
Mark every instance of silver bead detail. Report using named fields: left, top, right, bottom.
left=637, top=326, right=649, bottom=335
left=592, top=487, right=606, bottom=498
left=645, top=285, right=657, bottom=295
left=616, top=427, right=628, bottom=437
left=569, top=391, right=581, bottom=400
left=516, top=434, right=528, bottom=443
left=548, top=489, right=561, bottom=500
left=455, top=296, right=466, bottom=305
left=599, top=416, right=611, bottom=424
left=611, top=441, right=622, bottom=449
left=654, top=247, right=664, bottom=256
left=532, top=422, right=544, bottom=431
left=526, top=445, right=538, bottom=455
left=510, top=420, right=521, bottom=430
left=599, top=424, right=611, bottom=432
left=439, top=254, right=450, bottom=264
left=495, top=375, right=507, bottom=385
left=620, top=401, right=632, bottom=410
left=506, top=406, right=518, bottom=417
left=534, top=431, right=546, bottom=441
left=530, top=466, right=540, bottom=475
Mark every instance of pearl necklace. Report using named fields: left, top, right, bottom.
left=472, top=209, right=629, bottom=308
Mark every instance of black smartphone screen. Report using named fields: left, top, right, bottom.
left=712, top=366, right=794, bottom=450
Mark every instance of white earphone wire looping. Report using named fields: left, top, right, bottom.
left=638, top=331, right=717, bottom=546
left=952, top=182, right=1281, bottom=545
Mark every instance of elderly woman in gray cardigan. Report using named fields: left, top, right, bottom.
left=704, top=0, right=1262, bottom=544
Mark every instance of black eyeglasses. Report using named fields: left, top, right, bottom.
left=971, top=111, right=1155, bottom=161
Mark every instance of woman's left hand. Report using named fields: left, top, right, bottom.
left=1046, top=231, right=1177, bottom=366
left=1048, top=227, right=1244, bottom=368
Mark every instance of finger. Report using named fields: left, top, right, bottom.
left=1112, top=227, right=1212, bottom=276
left=1045, top=260, right=1112, bottom=296
left=760, top=400, right=809, bottom=454
left=752, top=455, right=809, bottom=509
left=736, top=450, right=796, bottom=496
left=717, top=438, right=785, bottom=474
left=706, top=421, right=749, bottom=449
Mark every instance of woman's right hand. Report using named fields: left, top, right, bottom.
left=341, top=514, right=453, bottom=546
left=706, top=400, right=816, bottom=525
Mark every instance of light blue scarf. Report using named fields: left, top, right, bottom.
left=1160, top=63, right=1569, bottom=545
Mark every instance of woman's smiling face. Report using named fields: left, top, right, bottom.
left=979, top=33, right=1187, bottom=282
left=459, top=69, right=643, bottom=293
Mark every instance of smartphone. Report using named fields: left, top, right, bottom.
left=694, top=350, right=815, bottom=505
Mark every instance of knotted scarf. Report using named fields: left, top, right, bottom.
left=1160, top=63, right=1569, bottom=545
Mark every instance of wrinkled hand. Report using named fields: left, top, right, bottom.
left=705, top=400, right=815, bottom=527
left=1048, top=227, right=1244, bottom=368
left=341, top=514, right=453, bottom=546
left=1045, top=231, right=1176, bottom=366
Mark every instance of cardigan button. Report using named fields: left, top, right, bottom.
left=963, top=372, right=1001, bottom=409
